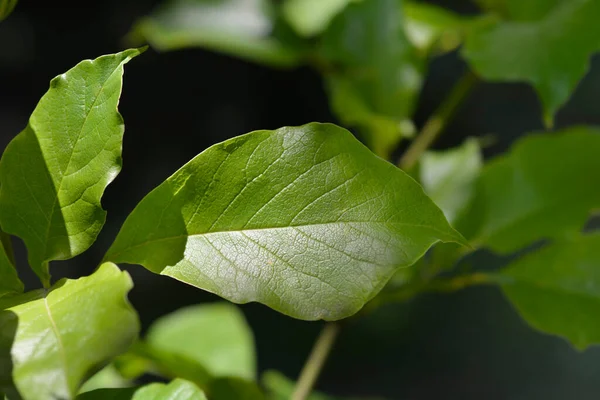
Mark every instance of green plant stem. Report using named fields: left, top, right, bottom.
left=292, top=323, right=340, bottom=400
left=398, top=70, right=478, bottom=170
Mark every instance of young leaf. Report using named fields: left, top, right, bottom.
left=419, top=138, right=482, bottom=224
left=320, top=0, right=423, bottom=158
left=77, top=379, right=207, bottom=400
left=0, top=0, right=17, bottom=20
left=462, top=0, right=600, bottom=125
left=468, top=127, right=600, bottom=253
left=146, top=303, right=255, bottom=380
left=0, top=263, right=139, bottom=400
left=0, top=49, right=143, bottom=285
left=78, top=365, right=133, bottom=394
left=128, top=0, right=304, bottom=67
left=282, top=0, right=352, bottom=37
left=105, top=123, right=464, bottom=321
left=0, top=230, right=22, bottom=298
left=500, top=233, right=600, bottom=350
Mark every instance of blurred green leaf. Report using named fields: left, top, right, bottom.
left=282, top=0, right=353, bottom=37
left=79, top=365, right=133, bottom=394
left=0, top=0, right=17, bottom=21
left=0, top=49, right=142, bottom=284
left=105, top=123, right=464, bottom=321
left=0, top=263, right=139, bottom=400
left=320, top=0, right=423, bottom=158
left=129, top=0, right=305, bottom=67
left=0, top=230, right=22, bottom=298
left=419, top=138, right=482, bottom=224
left=209, top=377, right=266, bottom=400
left=77, top=379, right=206, bottom=400
left=147, top=303, right=255, bottom=380
left=467, top=127, right=600, bottom=253
left=501, top=233, right=600, bottom=350
left=463, top=0, right=600, bottom=125
left=404, top=1, right=467, bottom=54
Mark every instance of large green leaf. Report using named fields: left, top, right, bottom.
left=129, top=0, right=304, bottom=67
left=282, top=0, right=352, bottom=37
left=147, top=302, right=255, bottom=380
left=105, top=123, right=463, bottom=321
left=462, top=0, right=600, bottom=124
left=0, top=0, right=17, bottom=20
left=77, top=379, right=207, bottom=400
left=0, top=230, right=22, bottom=298
left=320, top=0, right=423, bottom=158
left=419, top=138, right=482, bottom=224
left=467, top=127, right=600, bottom=254
left=0, top=49, right=142, bottom=285
left=500, top=233, right=600, bottom=350
left=0, top=263, right=139, bottom=400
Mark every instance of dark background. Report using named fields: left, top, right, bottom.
left=2, top=1, right=600, bottom=399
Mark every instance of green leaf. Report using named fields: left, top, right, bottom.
left=208, top=377, right=266, bottom=400
left=462, top=0, right=600, bottom=125
left=404, top=1, right=467, bottom=55
left=0, top=263, right=139, bottom=400
left=467, top=127, right=600, bottom=253
left=0, top=230, right=22, bottom=298
left=0, top=0, right=17, bottom=20
left=0, top=49, right=143, bottom=285
left=77, top=379, right=207, bottom=400
left=500, top=233, right=600, bottom=350
left=79, top=365, right=133, bottom=394
left=419, top=138, right=482, bottom=224
left=129, top=0, right=304, bottom=67
left=320, top=0, right=423, bottom=158
left=147, top=302, right=255, bottom=380
left=282, top=0, right=353, bottom=37
left=105, top=122, right=464, bottom=321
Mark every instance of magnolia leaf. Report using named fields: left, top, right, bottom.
left=320, top=0, right=423, bottom=158
left=105, top=123, right=464, bottom=321
left=129, top=0, right=304, bottom=67
left=0, top=0, right=17, bottom=20
left=282, top=0, right=353, bottom=37
left=468, top=127, right=600, bottom=253
left=0, top=230, right=22, bottom=298
left=0, top=263, right=139, bottom=400
left=77, top=379, right=207, bottom=400
left=501, top=233, right=600, bottom=350
left=79, top=365, right=133, bottom=394
left=0, top=49, right=143, bottom=284
left=147, top=303, right=255, bottom=380
left=463, top=0, right=600, bottom=125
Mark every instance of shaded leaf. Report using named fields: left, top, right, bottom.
left=467, top=127, right=600, bottom=253
left=0, top=49, right=143, bottom=284
left=0, top=0, right=17, bottom=20
left=209, top=377, right=266, bottom=400
left=78, top=379, right=206, bottom=400
left=147, top=302, right=255, bottom=380
left=463, top=0, right=600, bottom=124
left=0, top=230, right=22, bottom=298
left=105, top=123, right=464, bottom=321
left=0, top=263, right=139, bottom=400
left=419, top=138, right=482, bottom=224
left=282, top=0, right=352, bottom=37
left=320, top=0, right=423, bottom=158
left=501, top=233, right=600, bottom=350
left=129, top=0, right=304, bottom=67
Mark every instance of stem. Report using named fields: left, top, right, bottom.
left=292, top=323, right=340, bottom=400
left=398, top=70, right=478, bottom=170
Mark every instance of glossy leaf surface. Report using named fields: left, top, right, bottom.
left=147, top=303, right=255, bottom=380
left=0, top=49, right=142, bottom=283
left=501, top=233, right=600, bottom=350
left=130, top=0, right=304, bottom=67
left=320, top=0, right=423, bottom=158
left=78, top=379, right=206, bottom=400
left=0, top=263, right=139, bottom=400
left=463, top=0, right=600, bottom=124
left=106, top=123, right=463, bottom=320
left=468, top=127, right=600, bottom=253
left=404, top=1, right=466, bottom=54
